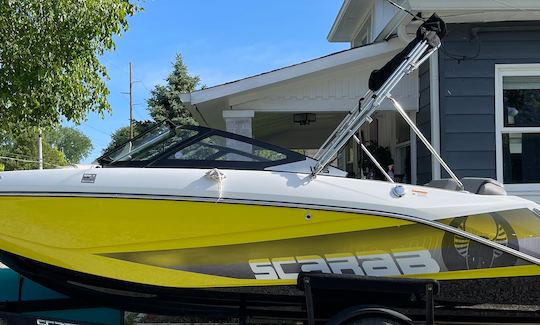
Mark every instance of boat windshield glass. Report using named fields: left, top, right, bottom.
left=97, top=122, right=307, bottom=169
left=99, top=123, right=197, bottom=163
left=169, top=135, right=286, bottom=162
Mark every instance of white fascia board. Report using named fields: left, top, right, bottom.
left=179, top=93, right=191, bottom=104
left=408, top=0, right=540, bottom=11
left=327, top=0, right=352, bottom=42
left=179, top=92, right=197, bottom=120
left=189, top=38, right=406, bottom=105
left=328, top=0, right=376, bottom=43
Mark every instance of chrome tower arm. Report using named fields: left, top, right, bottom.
left=311, top=39, right=433, bottom=177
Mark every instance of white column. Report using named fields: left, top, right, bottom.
left=410, top=111, right=417, bottom=185
left=223, top=110, right=254, bottom=138
left=223, top=110, right=254, bottom=156
left=429, top=52, right=441, bottom=180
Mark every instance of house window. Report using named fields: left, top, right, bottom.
left=495, top=65, right=540, bottom=187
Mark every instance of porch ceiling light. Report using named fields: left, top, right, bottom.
left=293, top=113, right=316, bottom=126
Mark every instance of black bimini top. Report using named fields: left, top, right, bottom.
left=97, top=121, right=306, bottom=170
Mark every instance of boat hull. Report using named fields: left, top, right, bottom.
left=2, top=249, right=540, bottom=317
left=1, top=195, right=539, bottom=289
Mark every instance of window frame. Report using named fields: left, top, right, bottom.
left=495, top=64, right=540, bottom=192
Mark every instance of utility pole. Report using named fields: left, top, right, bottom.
left=129, top=62, right=133, bottom=139
left=37, top=128, right=43, bottom=170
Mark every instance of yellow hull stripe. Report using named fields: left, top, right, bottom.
left=0, top=196, right=539, bottom=288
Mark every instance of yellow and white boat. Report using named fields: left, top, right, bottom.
left=0, top=14, right=539, bottom=315
left=0, top=121, right=539, bottom=300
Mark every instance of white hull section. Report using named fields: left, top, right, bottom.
left=0, top=167, right=537, bottom=222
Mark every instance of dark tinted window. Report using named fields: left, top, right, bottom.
left=501, top=75, right=540, bottom=184
left=503, top=76, right=540, bottom=127
left=503, top=133, right=540, bottom=183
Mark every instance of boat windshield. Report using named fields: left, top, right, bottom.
left=98, top=122, right=197, bottom=164
left=97, top=122, right=306, bottom=169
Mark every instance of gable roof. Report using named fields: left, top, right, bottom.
left=180, top=38, right=406, bottom=106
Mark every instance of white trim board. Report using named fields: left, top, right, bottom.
left=494, top=63, right=540, bottom=197
left=429, top=52, right=441, bottom=180
left=327, top=0, right=353, bottom=42
left=410, top=112, right=417, bottom=185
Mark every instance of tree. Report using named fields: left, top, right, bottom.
left=147, top=54, right=200, bottom=126
left=0, top=127, right=92, bottom=170
left=0, top=0, right=141, bottom=131
left=103, top=54, right=200, bottom=153
left=101, top=120, right=155, bottom=153
left=46, top=127, right=93, bottom=164
left=0, top=129, right=68, bottom=170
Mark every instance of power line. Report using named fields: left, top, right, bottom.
left=104, top=61, right=130, bottom=74
left=385, top=0, right=426, bottom=22
left=0, top=155, right=62, bottom=167
left=0, top=155, right=37, bottom=164
left=4, top=152, right=38, bottom=160
left=81, top=137, right=110, bottom=148
left=140, top=80, right=155, bottom=93
left=131, top=104, right=146, bottom=120
left=79, top=123, right=112, bottom=137
left=69, top=124, right=113, bottom=148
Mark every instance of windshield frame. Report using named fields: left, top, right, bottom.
left=97, top=122, right=306, bottom=170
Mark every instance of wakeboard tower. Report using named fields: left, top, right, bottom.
left=0, top=14, right=539, bottom=317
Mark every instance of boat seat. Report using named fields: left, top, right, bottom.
left=425, top=179, right=461, bottom=191
left=461, top=177, right=507, bottom=195
left=425, top=177, right=507, bottom=195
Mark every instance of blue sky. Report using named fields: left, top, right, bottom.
left=75, top=0, right=348, bottom=163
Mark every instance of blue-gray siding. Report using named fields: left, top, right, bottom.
left=438, top=21, right=540, bottom=179
left=417, top=61, right=432, bottom=184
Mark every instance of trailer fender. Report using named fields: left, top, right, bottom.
left=325, top=306, right=413, bottom=325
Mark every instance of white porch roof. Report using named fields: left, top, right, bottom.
left=180, top=37, right=416, bottom=132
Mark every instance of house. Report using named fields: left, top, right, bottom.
left=180, top=0, right=540, bottom=203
